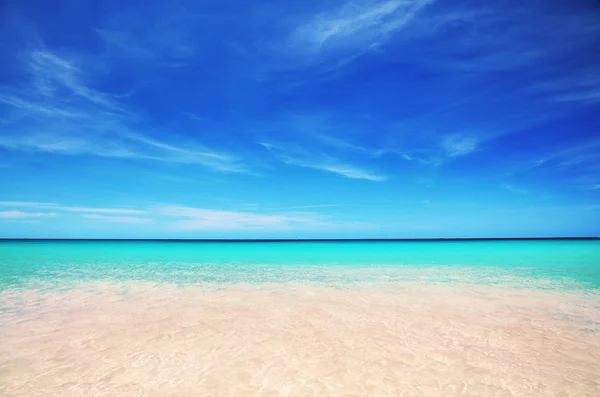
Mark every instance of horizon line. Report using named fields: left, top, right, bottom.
left=1, top=237, right=598, bottom=242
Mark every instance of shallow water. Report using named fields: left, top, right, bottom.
left=1, top=240, right=599, bottom=288
left=0, top=240, right=599, bottom=396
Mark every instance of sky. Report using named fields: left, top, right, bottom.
left=0, top=0, right=599, bottom=238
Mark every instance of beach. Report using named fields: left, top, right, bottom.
left=2, top=0, right=598, bottom=393
left=0, top=240, right=599, bottom=396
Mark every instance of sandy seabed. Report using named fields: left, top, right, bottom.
left=0, top=281, right=599, bottom=397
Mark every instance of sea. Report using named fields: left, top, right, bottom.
left=0, top=239, right=599, bottom=396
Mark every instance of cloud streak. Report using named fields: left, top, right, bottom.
left=284, top=0, right=434, bottom=68
left=260, top=143, right=387, bottom=181
left=440, top=134, right=479, bottom=158
left=160, top=205, right=327, bottom=230
left=82, top=214, right=151, bottom=224
left=0, top=210, right=59, bottom=219
left=26, top=50, right=123, bottom=111
left=94, top=3, right=201, bottom=65
left=581, top=184, right=600, bottom=190
left=0, top=201, right=357, bottom=231
left=0, top=49, right=249, bottom=173
left=0, top=202, right=147, bottom=214
left=501, top=184, right=529, bottom=195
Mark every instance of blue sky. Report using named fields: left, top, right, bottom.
left=0, top=0, right=599, bottom=238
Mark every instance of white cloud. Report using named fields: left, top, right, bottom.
left=26, top=50, right=123, bottom=111
left=529, top=140, right=600, bottom=171
left=530, top=71, right=600, bottom=105
left=558, top=91, right=600, bottom=103
left=0, top=131, right=247, bottom=173
left=0, top=210, right=59, bottom=219
left=0, top=49, right=249, bottom=173
left=0, top=201, right=57, bottom=208
left=261, top=142, right=387, bottom=181
left=274, top=204, right=342, bottom=210
left=402, top=2, right=600, bottom=73
left=63, top=207, right=147, bottom=215
left=320, top=164, right=387, bottom=181
left=501, top=184, right=529, bottom=195
left=0, top=202, right=147, bottom=214
left=275, top=0, right=599, bottom=77
left=310, top=131, right=370, bottom=154
left=94, top=5, right=199, bottom=65
left=160, top=205, right=324, bottom=230
left=440, top=134, right=479, bottom=157
left=82, top=214, right=151, bottom=224
left=0, top=94, right=85, bottom=119
left=576, top=184, right=600, bottom=190
left=286, top=0, right=434, bottom=65
left=0, top=200, right=362, bottom=231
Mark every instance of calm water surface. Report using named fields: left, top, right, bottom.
left=1, top=240, right=599, bottom=396
left=0, top=239, right=599, bottom=289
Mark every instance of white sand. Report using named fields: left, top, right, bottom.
left=0, top=282, right=599, bottom=396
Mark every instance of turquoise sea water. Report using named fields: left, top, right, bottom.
left=1, top=239, right=599, bottom=291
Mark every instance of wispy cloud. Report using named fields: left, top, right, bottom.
left=554, top=90, right=600, bottom=104
left=0, top=49, right=249, bottom=173
left=580, top=184, right=600, bottom=190
left=82, top=214, right=151, bottom=224
left=313, top=132, right=370, bottom=153
left=94, top=4, right=200, bottom=65
left=0, top=202, right=146, bottom=214
left=0, top=200, right=365, bottom=231
left=497, top=139, right=600, bottom=192
left=403, top=2, right=600, bottom=72
left=526, top=70, right=600, bottom=105
left=260, top=142, right=387, bottom=181
left=374, top=97, right=575, bottom=167
left=501, top=184, right=529, bottom=195
left=528, top=141, right=600, bottom=171
left=0, top=131, right=248, bottom=172
left=0, top=201, right=357, bottom=230
left=367, top=134, right=478, bottom=167
left=440, top=134, right=479, bottom=157
left=181, top=112, right=206, bottom=122
left=0, top=49, right=127, bottom=123
left=160, top=205, right=326, bottom=231
left=0, top=210, right=59, bottom=219
left=26, top=50, right=123, bottom=111
left=62, top=206, right=146, bottom=215
left=264, top=0, right=599, bottom=82
left=319, top=164, right=387, bottom=181
left=284, top=0, right=434, bottom=67
left=274, top=204, right=343, bottom=210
